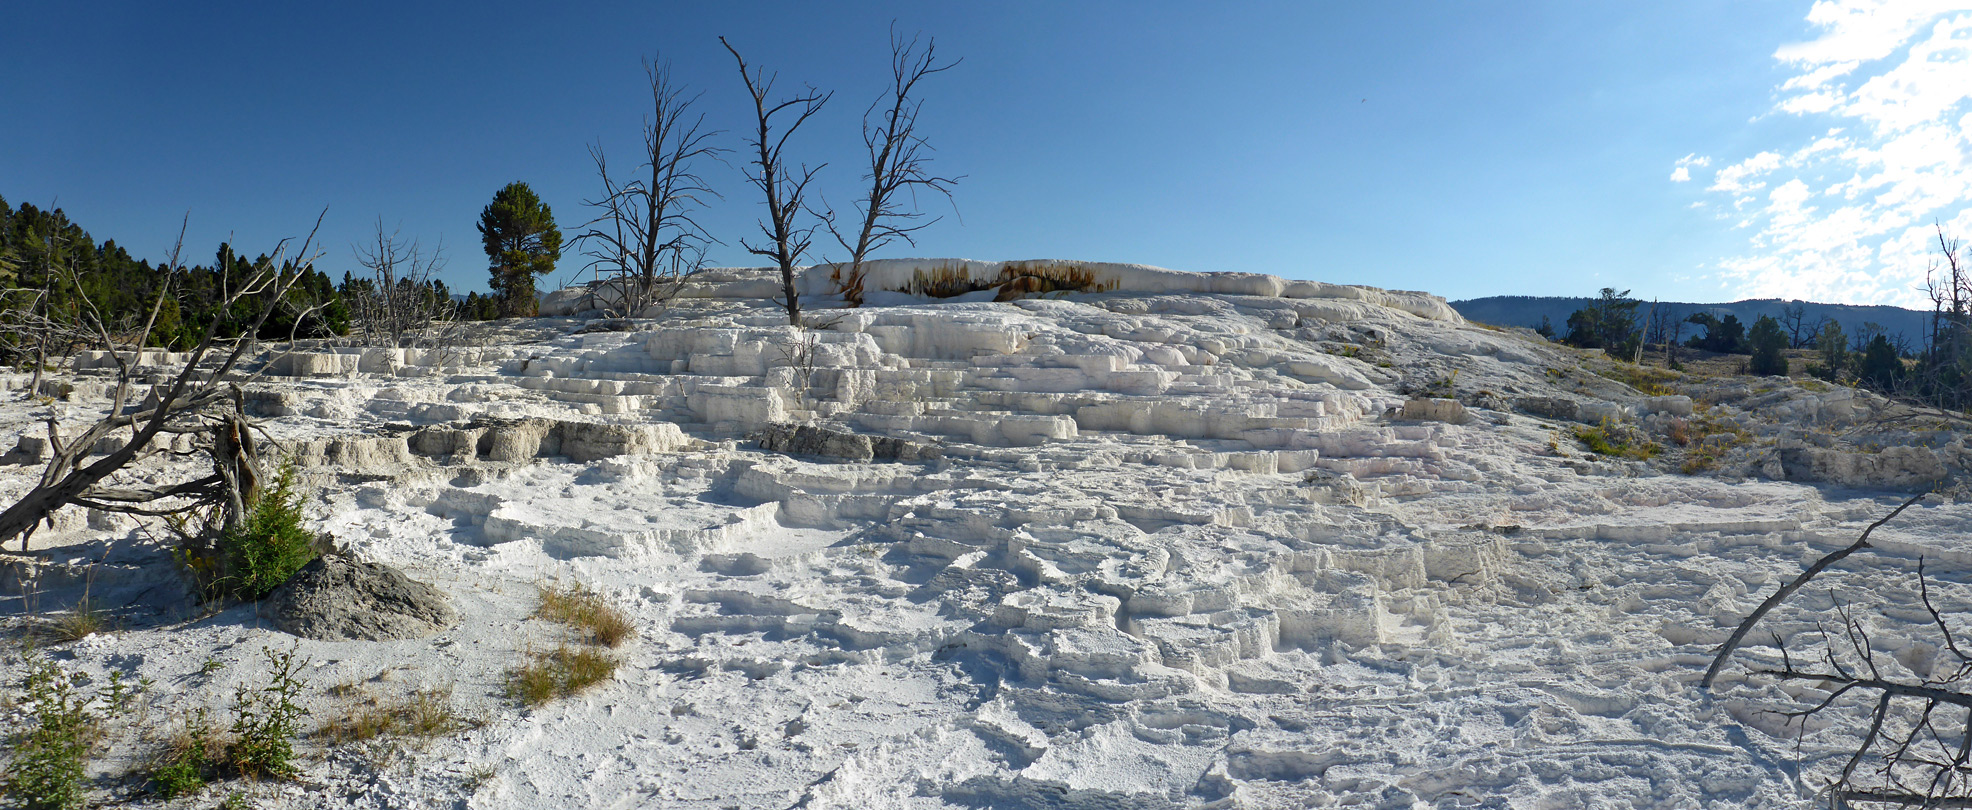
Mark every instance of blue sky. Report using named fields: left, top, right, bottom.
left=4, top=1, right=1968, bottom=306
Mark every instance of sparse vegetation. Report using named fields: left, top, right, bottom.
left=1675, top=407, right=1752, bottom=473
left=1588, top=362, right=1679, bottom=396
left=148, top=709, right=220, bottom=800
left=505, top=583, right=635, bottom=708
left=1572, top=419, right=1660, bottom=460
left=536, top=583, right=637, bottom=648
left=318, top=686, right=466, bottom=744
left=506, top=645, right=620, bottom=707
left=46, top=600, right=107, bottom=643
left=2, top=656, right=140, bottom=810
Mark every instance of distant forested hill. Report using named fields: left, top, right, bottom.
left=1452, top=295, right=1933, bottom=348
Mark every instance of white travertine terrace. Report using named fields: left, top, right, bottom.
left=3, top=260, right=1971, bottom=808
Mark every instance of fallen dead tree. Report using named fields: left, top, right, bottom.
left=0, top=217, right=326, bottom=552
left=1703, top=492, right=1972, bottom=807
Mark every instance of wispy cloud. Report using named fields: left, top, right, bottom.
left=1670, top=154, right=1710, bottom=183
left=1693, top=1, right=1972, bottom=306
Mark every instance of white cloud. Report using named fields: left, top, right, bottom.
left=1709, top=151, right=1784, bottom=193
left=1670, top=166, right=1691, bottom=182
left=1697, top=1, right=1972, bottom=305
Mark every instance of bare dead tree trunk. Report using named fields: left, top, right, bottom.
left=1695, top=493, right=1972, bottom=806
left=822, top=27, right=961, bottom=308
left=0, top=213, right=326, bottom=551
left=352, top=218, right=455, bottom=356
left=722, top=36, right=830, bottom=327
left=577, top=59, right=724, bottom=318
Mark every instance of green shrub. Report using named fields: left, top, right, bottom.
left=148, top=709, right=218, bottom=799
left=2, top=657, right=139, bottom=810
left=226, top=646, right=309, bottom=779
left=1747, top=315, right=1789, bottom=376
left=216, top=462, right=317, bottom=601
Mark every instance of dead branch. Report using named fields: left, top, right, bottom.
left=1704, top=490, right=1930, bottom=688
left=0, top=210, right=327, bottom=550
left=822, top=26, right=961, bottom=307
left=722, top=36, right=831, bottom=327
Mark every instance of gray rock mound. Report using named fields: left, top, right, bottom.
left=754, top=422, right=941, bottom=463
left=259, top=555, right=456, bottom=641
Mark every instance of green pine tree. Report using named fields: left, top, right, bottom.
left=477, top=182, right=562, bottom=318
left=1748, top=315, right=1789, bottom=376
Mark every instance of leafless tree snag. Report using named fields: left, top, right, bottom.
left=577, top=59, right=724, bottom=318
left=1704, top=491, right=1930, bottom=689
left=721, top=36, right=831, bottom=326
left=0, top=214, right=327, bottom=552
left=1698, top=492, right=1972, bottom=807
left=1753, top=561, right=1972, bottom=807
left=822, top=28, right=960, bottom=307
left=349, top=218, right=456, bottom=353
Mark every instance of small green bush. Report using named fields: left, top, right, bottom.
left=148, top=709, right=219, bottom=800
left=216, top=463, right=317, bottom=601
left=2, top=657, right=139, bottom=810
left=227, top=646, right=309, bottom=779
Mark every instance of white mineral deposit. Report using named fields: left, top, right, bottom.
left=5, top=261, right=1969, bottom=809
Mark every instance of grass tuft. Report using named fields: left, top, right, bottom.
left=318, top=687, right=465, bottom=744
left=537, top=584, right=636, bottom=649
left=505, top=645, right=620, bottom=708
left=47, top=600, right=108, bottom=643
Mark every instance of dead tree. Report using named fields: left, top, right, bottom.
left=349, top=218, right=455, bottom=352
left=1701, top=492, right=1972, bottom=806
left=821, top=28, right=960, bottom=307
left=722, top=36, right=831, bottom=326
left=577, top=59, right=724, bottom=319
left=1782, top=303, right=1812, bottom=349
left=0, top=216, right=326, bottom=552
left=1923, top=226, right=1971, bottom=410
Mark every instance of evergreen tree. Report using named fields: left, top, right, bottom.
left=1686, top=313, right=1747, bottom=354
left=1747, top=315, right=1789, bottom=376
left=1562, top=288, right=1641, bottom=356
left=1857, top=334, right=1902, bottom=393
left=477, top=182, right=562, bottom=318
left=1811, top=320, right=1847, bottom=382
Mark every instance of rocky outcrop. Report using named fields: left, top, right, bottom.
left=754, top=422, right=942, bottom=463
left=1400, top=398, right=1468, bottom=425
left=1777, top=442, right=1947, bottom=490
left=259, top=555, right=456, bottom=641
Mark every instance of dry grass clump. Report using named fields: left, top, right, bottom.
left=318, top=687, right=466, bottom=744
left=505, top=646, right=619, bottom=707
left=503, top=583, right=636, bottom=708
left=46, top=600, right=109, bottom=643
left=536, top=583, right=637, bottom=648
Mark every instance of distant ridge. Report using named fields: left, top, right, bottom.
left=1451, top=295, right=1933, bottom=345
